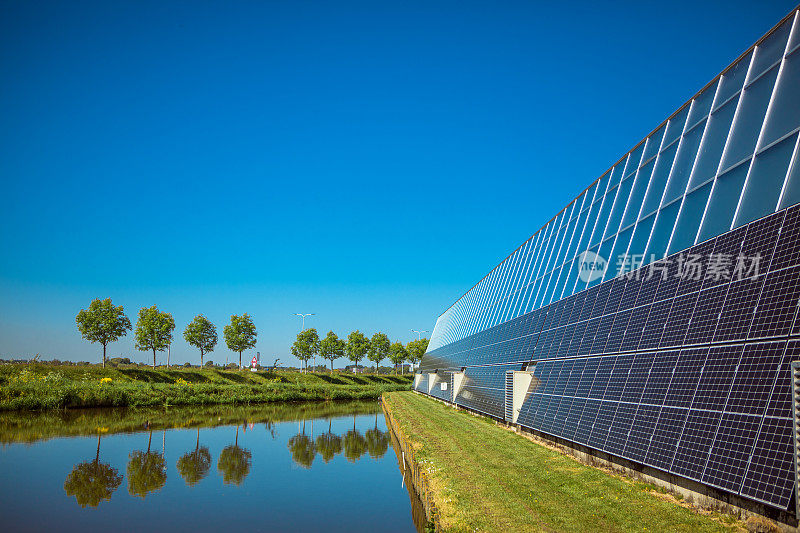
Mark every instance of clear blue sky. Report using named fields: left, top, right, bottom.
left=0, top=0, right=795, bottom=366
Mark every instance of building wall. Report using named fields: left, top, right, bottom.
left=418, top=7, right=800, bottom=514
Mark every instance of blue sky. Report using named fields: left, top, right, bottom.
left=0, top=0, right=795, bottom=366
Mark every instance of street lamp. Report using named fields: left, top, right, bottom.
left=411, top=329, right=428, bottom=341
left=293, top=313, right=316, bottom=372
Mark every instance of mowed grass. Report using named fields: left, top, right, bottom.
left=384, top=392, right=738, bottom=533
left=0, top=364, right=411, bottom=411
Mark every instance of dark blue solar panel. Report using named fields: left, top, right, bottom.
left=692, top=345, right=743, bottom=411
left=549, top=396, right=574, bottom=437
left=671, top=409, right=722, bottom=481
left=739, top=416, right=794, bottom=509
left=574, top=399, right=601, bottom=444
left=641, top=351, right=679, bottom=405
left=660, top=292, right=698, bottom=348
left=587, top=401, right=618, bottom=450
left=645, top=407, right=688, bottom=470
left=561, top=398, right=586, bottom=441
left=591, top=314, right=615, bottom=354
left=620, top=352, right=654, bottom=403
left=588, top=356, right=616, bottom=399
left=749, top=265, right=800, bottom=339
left=763, top=340, right=800, bottom=419
left=664, top=348, right=708, bottom=408
left=684, top=284, right=728, bottom=345
left=768, top=204, right=800, bottom=271
left=621, top=304, right=650, bottom=351
left=639, top=299, right=671, bottom=349
left=702, top=412, right=761, bottom=493
left=603, top=354, right=633, bottom=401
left=604, top=310, right=631, bottom=353
left=604, top=403, right=638, bottom=455
left=725, top=341, right=786, bottom=415
left=624, top=404, right=661, bottom=463
left=713, top=274, right=764, bottom=342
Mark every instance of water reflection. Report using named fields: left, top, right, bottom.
left=127, top=430, right=167, bottom=498
left=176, top=428, right=211, bottom=485
left=218, top=426, right=252, bottom=485
left=63, top=434, right=122, bottom=507
left=0, top=402, right=416, bottom=533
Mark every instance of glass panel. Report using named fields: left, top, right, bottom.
left=628, top=214, right=656, bottom=263
left=554, top=216, right=579, bottom=267
left=715, top=50, right=753, bottom=108
left=687, top=80, right=718, bottom=129
left=645, top=201, right=681, bottom=260
left=789, top=11, right=800, bottom=53
left=608, top=161, right=625, bottom=189
left=667, top=181, right=713, bottom=255
left=779, top=136, right=800, bottom=209
left=642, top=125, right=666, bottom=164
left=622, top=158, right=655, bottom=228
left=641, top=141, right=679, bottom=216
left=749, top=17, right=792, bottom=80
left=564, top=207, right=590, bottom=262
left=688, top=94, right=740, bottom=188
left=603, top=177, right=634, bottom=241
left=597, top=237, right=616, bottom=283
left=625, top=142, right=645, bottom=178
left=760, top=48, right=800, bottom=148
left=720, top=65, right=780, bottom=172
left=589, top=187, right=618, bottom=248
left=606, top=226, right=634, bottom=280
left=697, top=163, right=749, bottom=242
left=663, top=105, right=690, bottom=148
left=573, top=198, right=602, bottom=259
left=662, top=123, right=706, bottom=206
left=734, top=132, right=798, bottom=227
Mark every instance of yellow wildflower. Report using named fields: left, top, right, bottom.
left=100, top=377, right=112, bottom=383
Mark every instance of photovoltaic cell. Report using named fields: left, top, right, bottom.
left=624, top=404, right=661, bottom=463
left=724, top=341, right=786, bottom=415
left=692, top=345, right=744, bottom=411
left=645, top=406, right=688, bottom=470
left=641, top=351, right=679, bottom=405
left=702, top=412, right=761, bottom=493
left=749, top=265, right=800, bottom=339
left=671, top=409, right=722, bottom=481
left=739, top=416, right=794, bottom=508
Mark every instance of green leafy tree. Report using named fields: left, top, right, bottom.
left=75, top=298, right=132, bottom=368
left=345, top=330, right=369, bottom=370
left=223, top=313, right=257, bottom=369
left=315, top=419, right=342, bottom=463
left=183, top=315, right=217, bottom=367
left=64, top=435, right=122, bottom=507
left=319, top=330, right=345, bottom=372
left=176, top=428, right=212, bottom=486
left=367, top=332, right=390, bottom=373
left=127, top=431, right=167, bottom=498
left=406, top=338, right=429, bottom=371
left=291, top=328, right=319, bottom=372
left=388, top=341, right=408, bottom=374
left=218, top=426, right=252, bottom=485
left=134, top=305, right=175, bottom=368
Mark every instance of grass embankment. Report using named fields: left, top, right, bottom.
left=383, top=392, right=740, bottom=533
left=0, top=364, right=411, bottom=411
left=0, top=400, right=382, bottom=444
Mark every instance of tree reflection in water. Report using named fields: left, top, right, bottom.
left=315, top=418, right=342, bottom=463
left=218, top=425, right=252, bottom=485
left=127, top=429, right=167, bottom=498
left=64, top=434, right=122, bottom=508
left=176, top=427, right=212, bottom=486
left=343, top=414, right=367, bottom=463
left=365, top=413, right=389, bottom=459
left=288, top=418, right=316, bottom=468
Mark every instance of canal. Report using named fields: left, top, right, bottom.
left=0, top=401, right=421, bottom=532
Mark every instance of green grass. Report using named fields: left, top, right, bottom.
left=383, top=392, right=739, bottom=533
left=0, top=364, right=411, bottom=411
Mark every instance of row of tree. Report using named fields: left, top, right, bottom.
left=291, top=328, right=429, bottom=373
left=75, top=298, right=256, bottom=368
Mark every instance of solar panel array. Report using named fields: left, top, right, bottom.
left=417, top=204, right=800, bottom=510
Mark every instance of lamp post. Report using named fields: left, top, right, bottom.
left=293, top=313, right=316, bottom=372
left=410, top=330, right=428, bottom=372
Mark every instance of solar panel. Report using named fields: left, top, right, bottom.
left=702, top=412, right=762, bottom=493
left=645, top=407, right=688, bottom=470
left=749, top=265, right=800, bottom=339
left=624, top=404, right=661, bottom=463
left=670, top=409, right=722, bottom=481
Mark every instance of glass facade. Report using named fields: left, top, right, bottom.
left=416, top=9, right=800, bottom=512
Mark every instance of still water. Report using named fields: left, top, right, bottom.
left=0, top=401, right=422, bottom=532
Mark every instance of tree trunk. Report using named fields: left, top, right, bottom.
left=147, top=430, right=152, bottom=453
left=200, top=349, right=204, bottom=367
left=153, top=348, right=156, bottom=369
left=330, top=360, right=333, bottom=373
left=167, top=345, right=170, bottom=367
left=239, top=351, right=242, bottom=370
left=96, top=434, right=101, bottom=463
left=102, top=344, right=106, bottom=369
left=196, top=428, right=200, bottom=452
left=235, top=425, right=239, bottom=447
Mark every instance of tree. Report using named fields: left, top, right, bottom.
left=367, top=332, right=390, bottom=373
left=218, top=426, right=252, bottom=485
left=127, top=431, right=167, bottom=498
left=75, top=298, right=132, bottom=368
left=406, top=338, right=429, bottom=371
left=315, top=419, right=342, bottom=463
left=319, top=330, right=345, bottom=372
left=134, top=305, right=175, bottom=368
left=223, top=313, right=257, bottom=369
left=183, top=315, right=217, bottom=367
left=388, top=341, right=408, bottom=374
left=345, top=330, right=369, bottom=370
left=63, top=435, right=122, bottom=507
left=176, top=428, right=212, bottom=486
left=291, top=328, right=319, bottom=372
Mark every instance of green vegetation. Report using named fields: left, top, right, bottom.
left=183, top=315, right=218, bottom=366
left=346, top=330, right=370, bottom=369
left=134, top=305, right=175, bottom=368
left=291, top=327, right=320, bottom=372
left=320, top=330, right=345, bottom=372
left=223, top=313, right=257, bottom=369
left=75, top=298, right=132, bottom=369
left=367, top=332, right=390, bottom=372
left=0, top=364, right=411, bottom=411
left=388, top=341, right=408, bottom=374
left=383, top=392, right=739, bottom=533
left=406, top=338, right=429, bottom=368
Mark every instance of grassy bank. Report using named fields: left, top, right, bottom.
left=0, top=364, right=411, bottom=411
left=383, top=392, right=740, bottom=533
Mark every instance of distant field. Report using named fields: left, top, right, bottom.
left=383, top=392, right=742, bottom=533
left=0, top=364, right=411, bottom=411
